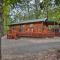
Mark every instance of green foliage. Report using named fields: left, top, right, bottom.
left=3, top=0, right=60, bottom=34
left=48, top=8, right=60, bottom=24
left=3, top=0, right=22, bottom=34
left=3, top=0, right=22, bottom=5
left=55, top=0, right=60, bottom=6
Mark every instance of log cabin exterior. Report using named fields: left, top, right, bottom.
left=7, top=18, right=60, bottom=39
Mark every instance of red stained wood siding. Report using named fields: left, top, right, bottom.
left=7, top=22, right=55, bottom=39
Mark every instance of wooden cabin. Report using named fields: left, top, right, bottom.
left=7, top=18, right=59, bottom=39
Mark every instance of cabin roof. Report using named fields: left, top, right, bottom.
left=8, top=18, right=58, bottom=26
left=9, top=18, right=47, bottom=25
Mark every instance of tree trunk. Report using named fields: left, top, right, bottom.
left=35, top=0, right=38, bottom=19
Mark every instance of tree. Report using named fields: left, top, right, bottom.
left=55, top=0, right=60, bottom=6
left=3, top=0, right=22, bottom=34
left=0, top=1, right=3, bottom=38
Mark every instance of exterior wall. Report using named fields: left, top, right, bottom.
left=9, top=22, right=49, bottom=33
left=24, top=24, right=30, bottom=32
left=8, top=22, right=57, bottom=39
left=9, top=22, right=44, bottom=33
left=34, top=22, right=43, bottom=32
left=15, top=25, right=20, bottom=31
left=21, top=22, right=44, bottom=32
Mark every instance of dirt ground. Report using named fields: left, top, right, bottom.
left=1, top=36, right=60, bottom=60
left=2, top=48, right=60, bottom=60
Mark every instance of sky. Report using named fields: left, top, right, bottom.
left=40, top=0, right=43, bottom=2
